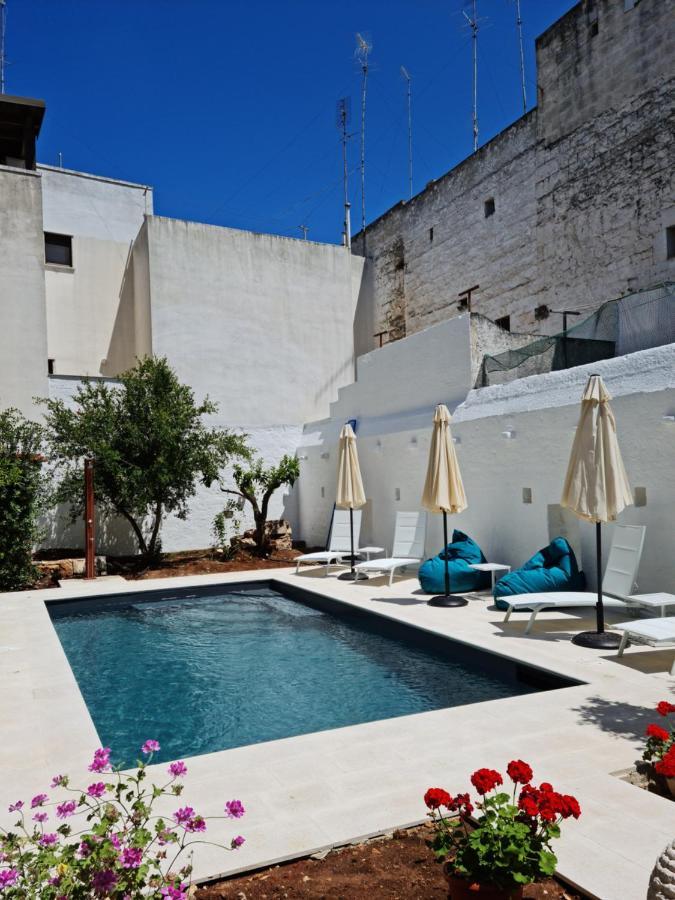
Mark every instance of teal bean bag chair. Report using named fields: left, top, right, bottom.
left=418, top=530, right=491, bottom=595
left=493, top=537, right=586, bottom=611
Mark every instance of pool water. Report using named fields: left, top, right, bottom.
left=51, top=583, right=540, bottom=767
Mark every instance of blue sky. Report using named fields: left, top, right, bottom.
left=8, top=0, right=573, bottom=244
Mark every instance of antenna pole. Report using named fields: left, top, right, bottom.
left=401, top=66, right=413, bottom=200
left=515, top=0, right=527, bottom=114
left=337, top=98, right=352, bottom=251
left=470, top=0, right=478, bottom=152
left=0, top=0, right=7, bottom=95
left=356, top=33, right=371, bottom=241
left=299, top=224, right=309, bottom=240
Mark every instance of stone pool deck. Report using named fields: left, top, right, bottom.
left=2, top=567, right=675, bottom=899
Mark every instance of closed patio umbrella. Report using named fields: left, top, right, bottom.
left=561, top=373, right=634, bottom=648
left=336, top=422, right=367, bottom=581
left=422, top=404, right=468, bottom=607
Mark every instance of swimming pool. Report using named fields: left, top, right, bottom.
left=49, top=582, right=574, bottom=767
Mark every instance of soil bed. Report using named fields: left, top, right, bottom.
left=196, top=825, right=584, bottom=900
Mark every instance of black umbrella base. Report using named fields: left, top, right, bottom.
left=571, top=630, right=622, bottom=650
left=338, top=570, right=368, bottom=582
left=428, top=594, right=469, bottom=608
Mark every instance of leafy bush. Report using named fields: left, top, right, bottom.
left=0, top=740, right=245, bottom=897
left=220, top=454, right=299, bottom=554
left=42, top=357, right=249, bottom=561
left=424, top=760, right=581, bottom=889
left=211, top=499, right=243, bottom=559
left=0, top=408, right=45, bottom=591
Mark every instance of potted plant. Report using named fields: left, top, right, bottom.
left=642, top=701, right=675, bottom=796
left=424, top=760, right=581, bottom=899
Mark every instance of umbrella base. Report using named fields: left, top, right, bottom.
left=427, top=594, right=469, bottom=608
left=571, top=630, right=622, bottom=650
left=338, top=571, right=368, bottom=582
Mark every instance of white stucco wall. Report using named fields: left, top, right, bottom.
left=144, top=216, right=364, bottom=426
left=297, top=323, right=675, bottom=595
left=39, top=166, right=152, bottom=377
left=0, top=166, right=49, bottom=416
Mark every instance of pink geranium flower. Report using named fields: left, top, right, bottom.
left=141, top=739, right=161, bottom=755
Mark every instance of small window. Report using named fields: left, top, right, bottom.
left=47, top=358, right=55, bottom=375
left=429, top=227, right=434, bottom=242
left=667, top=226, right=675, bottom=260
left=495, top=314, right=511, bottom=331
left=44, top=232, right=72, bottom=267
left=484, top=198, right=495, bottom=218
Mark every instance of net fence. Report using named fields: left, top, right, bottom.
left=480, top=283, right=675, bottom=387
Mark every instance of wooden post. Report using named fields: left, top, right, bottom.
left=84, top=458, right=95, bottom=579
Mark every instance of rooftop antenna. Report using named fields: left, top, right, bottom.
left=0, top=0, right=7, bottom=94
left=299, top=224, right=309, bottom=240
left=336, top=97, right=352, bottom=250
left=400, top=66, right=413, bottom=200
left=514, top=0, right=527, bottom=114
left=355, top=32, right=371, bottom=240
left=462, top=1, right=479, bottom=152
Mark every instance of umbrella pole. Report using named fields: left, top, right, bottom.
left=428, top=511, right=468, bottom=608
left=596, top=522, right=605, bottom=634
left=338, top=505, right=366, bottom=581
left=572, top=520, right=621, bottom=649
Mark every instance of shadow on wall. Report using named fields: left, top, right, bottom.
left=39, top=503, right=139, bottom=557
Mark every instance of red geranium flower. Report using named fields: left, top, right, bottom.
left=539, top=782, right=553, bottom=793
left=470, top=768, right=503, bottom=795
left=518, top=794, right=539, bottom=817
left=656, top=746, right=675, bottom=778
left=506, top=760, right=533, bottom=785
left=657, top=701, right=675, bottom=717
left=424, top=788, right=453, bottom=810
left=646, top=723, right=670, bottom=742
left=450, top=792, right=474, bottom=818
left=559, top=794, right=581, bottom=820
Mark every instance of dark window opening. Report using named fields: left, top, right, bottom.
left=44, top=232, right=72, bottom=267
left=484, top=198, right=495, bottom=218
left=429, top=227, right=434, bottom=242
left=47, top=359, right=55, bottom=375
left=534, top=304, right=550, bottom=321
left=666, top=226, right=675, bottom=260
left=589, top=21, right=599, bottom=37
left=457, top=285, right=479, bottom=312
left=495, top=314, right=511, bottom=332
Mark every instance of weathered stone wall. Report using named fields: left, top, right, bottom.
left=354, top=0, right=675, bottom=350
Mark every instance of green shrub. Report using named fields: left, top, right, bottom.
left=0, top=409, right=45, bottom=591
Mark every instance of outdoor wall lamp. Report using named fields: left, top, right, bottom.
left=452, top=436, right=461, bottom=444
left=662, top=415, right=675, bottom=424
left=501, top=430, right=516, bottom=439
left=320, top=451, right=330, bottom=459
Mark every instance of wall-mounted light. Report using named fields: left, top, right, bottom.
left=409, top=436, right=418, bottom=449
left=452, top=436, right=461, bottom=444
left=634, top=487, right=647, bottom=507
left=320, top=451, right=330, bottom=459
left=662, top=415, right=675, bottom=424
left=501, top=430, right=516, bottom=440
left=297, top=454, right=308, bottom=461
left=321, top=486, right=325, bottom=498
left=375, top=438, right=383, bottom=451
left=522, top=487, right=532, bottom=504
left=395, top=488, right=401, bottom=501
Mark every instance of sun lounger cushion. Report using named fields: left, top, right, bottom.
left=493, top=537, right=586, bottom=610
left=418, top=530, right=491, bottom=594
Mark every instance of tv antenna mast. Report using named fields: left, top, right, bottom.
left=514, top=0, right=527, bottom=114
left=355, top=32, right=371, bottom=238
left=462, top=1, right=479, bottom=152
left=336, top=97, right=352, bottom=250
left=0, top=0, right=7, bottom=94
left=298, top=224, right=309, bottom=241
left=400, top=66, right=413, bottom=200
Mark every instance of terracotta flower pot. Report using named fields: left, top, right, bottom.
left=444, top=866, right=524, bottom=900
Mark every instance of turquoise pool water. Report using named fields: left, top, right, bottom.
left=50, top=583, right=540, bottom=767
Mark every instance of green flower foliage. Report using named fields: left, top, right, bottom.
left=221, top=454, right=300, bottom=554
left=0, top=408, right=45, bottom=591
left=41, top=357, right=249, bottom=561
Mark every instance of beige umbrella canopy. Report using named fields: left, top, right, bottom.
left=335, top=423, right=366, bottom=580
left=422, top=404, right=467, bottom=515
left=561, top=375, right=633, bottom=523
left=422, top=405, right=468, bottom=606
left=562, top=374, right=633, bottom=648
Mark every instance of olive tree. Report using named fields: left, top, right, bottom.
left=42, top=356, right=249, bottom=561
left=220, top=454, right=300, bottom=554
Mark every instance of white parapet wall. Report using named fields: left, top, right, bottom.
left=297, top=318, right=675, bottom=595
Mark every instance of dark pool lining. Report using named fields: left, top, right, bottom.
left=47, top=579, right=583, bottom=695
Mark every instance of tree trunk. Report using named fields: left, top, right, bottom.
left=147, top=502, right=163, bottom=561
left=119, top=508, right=149, bottom=556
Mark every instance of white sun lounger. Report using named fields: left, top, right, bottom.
left=615, top=618, right=675, bottom=674
left=501, top=524, right=646, bottom=634
left=353, top=511, right=427, bottom=587
left=295, top=509, right=362, bottom=576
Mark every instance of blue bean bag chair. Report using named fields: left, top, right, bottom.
left=418, top=530, right=491, bottom=595
left=493, top=537, right=586, bottom=610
